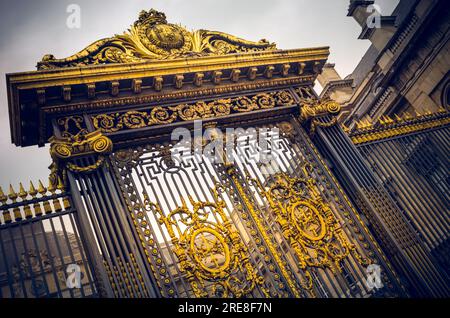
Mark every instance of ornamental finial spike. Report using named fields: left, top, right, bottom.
left=341, top=123, right=350, bottom=133
left=18, top=182, right=27, bottom=199
left=29, top=181, right=38, bottom=197
left=48, top=176, right=57, bottom=193
left=403, top=112, right=412, bottom=120
left=0, top=186, right=7, bottom=203
left=8, top=184, right=17, bottom=200
left=57, top=176, right=65, bottom=191
left=37, top=180, right=47, bottom=195
left=383, top=115, right=394, bottom=125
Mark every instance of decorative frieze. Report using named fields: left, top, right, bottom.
left=91, top=90, right=296, bottom=133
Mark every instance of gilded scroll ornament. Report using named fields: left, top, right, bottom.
left=37, top=9, right=276, bottom=69
left=49, top=130, right=113, bottom=189
left=92, top=91, right=295, bottom=133
left=145, top=188, right=268, bottom=298
left=297, top=97, right=341, bottom=136
left=249, top=163, right=368, bottom=294
left=299, top=98, right=341, bottom=123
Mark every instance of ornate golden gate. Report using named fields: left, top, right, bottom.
left=3, top=9, right=410, bottom=298
left=107, top=91, right=402, bottom=298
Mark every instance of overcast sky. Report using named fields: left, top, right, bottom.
left=0, top=0, right=399, bottom=191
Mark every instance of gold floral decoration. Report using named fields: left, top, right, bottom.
left=92, top=90, right=295, bottom=133
left=145, top=187, right=268, bottom=298
left=37, top=9, right=276, bottom=69
left=249, top=163, right=368, bottom=295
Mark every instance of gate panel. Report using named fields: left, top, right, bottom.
left=111, top=141, right=294, bottom=297
left=110, top=113, right=405, bottom=298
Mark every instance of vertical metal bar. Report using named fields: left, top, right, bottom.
left=0, top=227, right=15, bottom=297
left=68, top=172, right=115, bottom=298
left=67, top=211, right=96, bottom=296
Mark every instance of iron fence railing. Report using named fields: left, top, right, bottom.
left=0, top=181, right=98, bottom=298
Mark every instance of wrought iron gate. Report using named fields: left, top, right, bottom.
left=0, top=183, right=98, bottom=298
left=110, top=110, right=402, bottom=298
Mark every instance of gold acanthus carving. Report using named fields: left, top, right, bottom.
left=92, top=91, right=295, bottom=133
left=145, top=188, right=268, bottom=298
left=249, top=164, right=368, bottom=293
left=37, top=9, right=276, bottom=69
left=49, top=130, right=113, bottom=189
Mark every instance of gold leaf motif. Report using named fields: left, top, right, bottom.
left=92, top=91, right=294, bottom=133
left=147, top=188, right=268, bottom=298
left=249, top=164, right=368, bottom=294
left=37, top=9, right=276, bottom=69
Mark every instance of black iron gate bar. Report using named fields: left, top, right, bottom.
left=68, top=157, right=152, bottom=298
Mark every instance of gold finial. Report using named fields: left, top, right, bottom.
left=51, top=178, right=63, bottom=211
left=380, top=115, right=393, bottom=125
left=394, top=114, right=402, bottom=122
left=29, top=181, right=38, bottom=198
left=8, top=185, right=18, bottom=201
left=403, top=112, right=412, bottom=120
left=48, top=176, right=57, bottom=193
left=415, top=110, right=422, bottom=117
left=355, top=120, right=363, bottom=130
left=8, top=185, right=22, bottom=221
left=0, top=186, right=7, bottom=204
left=341, top=123, right=350, bottom=133
left=438, top=106, right=446, bottom=113
left=357, top=119, right=372, bottom=130
left=18, top=182, right=27, bottom=200
left=22, top=184, right=33, bottom=219
left=37, top=180, right=47, bottom=195
left=56, top=177, right=65, bottom=191
left=384, top=115, right=394, bottom=124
